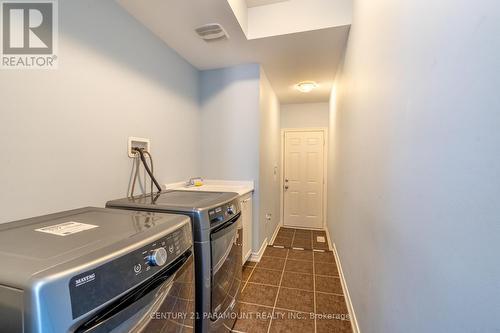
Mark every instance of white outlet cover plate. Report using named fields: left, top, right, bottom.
left=128, top=137, right=151, bottom=157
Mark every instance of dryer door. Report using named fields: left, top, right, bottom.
left=210, top=213, right=242, bottom=328
left=75, top=252, right=195, bottom=333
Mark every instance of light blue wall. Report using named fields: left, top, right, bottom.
left=328, top=0, right=500, bottom=332
left=259, top=68, right=281, bottom=246
left=199, top=64, right=261, bottom=185
left=0, top=0, right=200, bottom=223
left=199, top=64, right=263, bottom=251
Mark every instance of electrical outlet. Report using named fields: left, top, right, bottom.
left=128, top=137, right=150, bottom=157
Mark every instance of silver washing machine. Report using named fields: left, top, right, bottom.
left=0, top=207, right=195, bottom=333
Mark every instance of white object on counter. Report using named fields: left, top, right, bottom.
left=164, top=179, right=254, bottom=196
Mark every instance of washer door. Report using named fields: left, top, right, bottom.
left=75, top=252, right=195, bottom=333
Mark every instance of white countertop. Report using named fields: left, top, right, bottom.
left=164, top=179, right=254, bottom=196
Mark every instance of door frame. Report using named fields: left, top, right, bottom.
left=279, top=128, right=328, bottom=230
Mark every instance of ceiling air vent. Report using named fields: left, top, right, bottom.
left=195, top=23, right=229, bottom=42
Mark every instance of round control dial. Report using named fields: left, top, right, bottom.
left=227, top=204, right=236, bottom=215
left=148, top=247, right=168, bottom=267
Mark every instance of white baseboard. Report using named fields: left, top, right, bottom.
left=282, top=225, right=324, bottom=231
left=249, top=237, right=268, bottom=262
left=325, top=226, right=361, bottom=333
left=243, top=249, right=252, bottom=263
left=269, top=222, right=281, bottom=245
left=248, top=222, right=281, bottom=262
left=326, top=227, right=334, bottom=251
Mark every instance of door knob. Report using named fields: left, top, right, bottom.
left=284, top=184, right=289, bottom=190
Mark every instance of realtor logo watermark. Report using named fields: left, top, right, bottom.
left=1, top=0, right=58, bottom=69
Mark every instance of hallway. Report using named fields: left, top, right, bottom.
left=235, top=228, right=352, bottom=333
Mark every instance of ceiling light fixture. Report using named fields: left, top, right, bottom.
left=295, top=81, right=318, bottom=93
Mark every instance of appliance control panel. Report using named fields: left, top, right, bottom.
left=69, top=222, right=192, bottom=319
left=208, top=200, right=240, bottom=224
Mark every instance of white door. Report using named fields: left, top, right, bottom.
left=283, top=130, right=325, bottom=229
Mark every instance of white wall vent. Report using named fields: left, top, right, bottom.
left=195, top=23, right=229, bottom=42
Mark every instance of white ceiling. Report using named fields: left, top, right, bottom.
left=117, top=0, right=350, bottom=104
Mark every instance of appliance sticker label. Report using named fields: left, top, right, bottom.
left=35, top=221, right=98, bottom=236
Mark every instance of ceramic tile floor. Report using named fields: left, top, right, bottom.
left=234, top=227, right=353, bottom=333
left=271, top=227, right=330, bottom=251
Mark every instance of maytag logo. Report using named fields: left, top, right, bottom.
left=75, top=273, right=95, bottom=287
left=1, top=0, right=58, bottom=69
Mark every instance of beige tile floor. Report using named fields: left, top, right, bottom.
left=233, top=227, right=353, bottom=333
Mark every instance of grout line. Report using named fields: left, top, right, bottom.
left=315, top=273, right=342, bottom=278
left=315, top=273, right=341, bottom=278
left=315, top=290, right=345, bottom=297
left=243, top=281, right=313, bottom=292
left=245, top=281, right=280, bottom=289
left=239, top=300, right=274, bottom=309
left=274, top=305, right=314, bottom=315
left=240, top=301, right=317, bottom=316
left=266, top=244, right=288, bottom=333
left=251, top=265, right=286, bottom=272
left=241, top=263, right=257, bottom=293
left=251, top=265, right=284, bottom=272
left=262, top=256, right=288, bottom=260
left=286, top=256, right=313, bottom=261
left=162, top=290, right=181, bottom=333
left=239, top=228, right=346, bottom=333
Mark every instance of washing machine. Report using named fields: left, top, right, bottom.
left=0, top=207, right=195, bottom=333
left=107, top=190, right=242, bottom=333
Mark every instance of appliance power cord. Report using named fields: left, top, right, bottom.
left=130, top=150, right=150, bottom=197
left=143, top=150, right=154, bottom=196
left=131, top=148, right=162, bottom=195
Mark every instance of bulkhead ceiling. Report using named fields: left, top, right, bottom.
left=117, top=0, right=352, bottom=103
